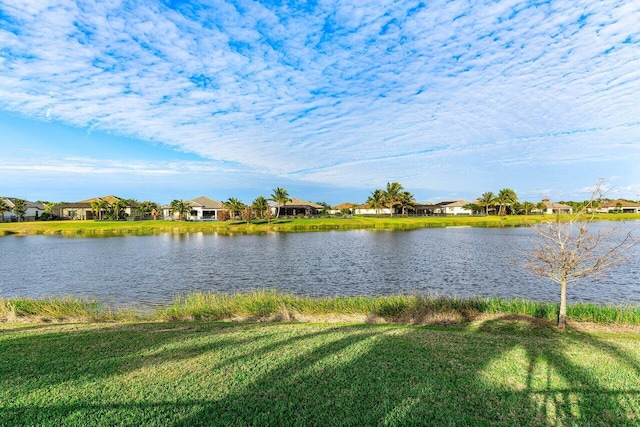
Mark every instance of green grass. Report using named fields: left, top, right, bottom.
left=1, top=213, right=638, bottom=236
left=0, top=297, right=138, bottom=322
left=3, top=291, right=639, bottom=326
left=1, top=319, right=639, bottom=425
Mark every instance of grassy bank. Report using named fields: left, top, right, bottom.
left=2, top=291, right=639, bottom=326
left=1, top=319, right=639, bottom=425
left=1, top=213, right=638, bottom=236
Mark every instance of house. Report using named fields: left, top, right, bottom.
left=538, top=199, right=573, bottom=215
left=1, top=198, right=45, bottom=221
left=54, top=196, right=137, bottom=220
left=352, top=203, right=393, bottom=216
left=413, top=203, right=439, bottom=216
left=596, top=199, right=640, bottom=214
left=432, top=200, right=472, bottom=216
left=330, top=203, right=357, bottom=215
left=274, top=198, right=323, bottom=217
left=188, top=196, right=227, bottom=220
left=162, top=196, right=227, bottom=220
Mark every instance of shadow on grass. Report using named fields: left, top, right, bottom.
left=1, top=318, right=639, bottom=425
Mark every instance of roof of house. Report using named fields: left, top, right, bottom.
left=436, top=200, right=470, bottom=208
left=189, top=196, right=224, bottom=209
left=58, top=195, right=137, bottom=208
left=541, top=199, right=572, bottom=209
left=333, top=202, right=356, bottom=210
left=77, top=195, right=124, bottom=204
left=2, top=198, right=45, bottom=209
left=599, top=199, right=640, bottom=208
left=282, top=198, right=323, bottom=208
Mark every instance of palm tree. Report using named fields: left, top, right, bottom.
left=138, top=201, right=159, bottom=220
left=521, top=201, right=534, bottom=215
left=109, top=199, right=128, bottom=220
left=43, top=202, right=57, bottom=220
left=366, top=189, right=386, bottom=216
left=463, top=203, right=483, bottom=215
left=479, top=191, right=497, bottom=215
left=169, top=199, right=191, bottom=221
left=270, top=187, right=291, bottom=218
left=383, top=182, right=404, bottom=217
left=536, top=201, right=547, bottom=214
left=496, top=188, right=518, bottom=216
left=224, top=197, right=246, bottom=220
left=315, top=201, right=331, bottom=216
left=252, top=196, right=269, bottom=219
left=95, top=199, right=109, bottom=220
left=90, top=200, right=102, bottom=221
left=396, top=191, right=416, bottom=216
left=0, top=198, right=9, bottom=222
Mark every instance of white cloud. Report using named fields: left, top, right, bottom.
left=0, top=0, right=639, bottom=200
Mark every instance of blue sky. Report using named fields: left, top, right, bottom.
left=1, top=0, right=639, bottom=205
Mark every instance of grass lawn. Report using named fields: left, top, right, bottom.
left=1, top=213, right=638, bottom=236
left=1, top=318, right=639, bottom=426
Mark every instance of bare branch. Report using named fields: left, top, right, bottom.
left=523, top=180, right=637, bottom=329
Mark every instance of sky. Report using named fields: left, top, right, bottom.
left=1, top=0, right=639, bottom=205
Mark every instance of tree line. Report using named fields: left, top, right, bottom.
left=2, top=184, right=634, bottom=223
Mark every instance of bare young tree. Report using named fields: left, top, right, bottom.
left=525, top=181, right=636, bottom=329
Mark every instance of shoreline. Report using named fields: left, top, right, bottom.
left=1, top=213, right=638, bottom=236
left=2, top=291, right=639, bottom=328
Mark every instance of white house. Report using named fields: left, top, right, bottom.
left=352, top=204, right=393, bottom=215
left=538, top=199, right=573, bottom=215
left=1, top=198, right=45, bottom=222
left=433, top=200, right=472, bottom=215
left=330, top=203, right=357, bottom=215
left=188, top=196, right=227, bottom=220
left=596, top=199, right=640, bottom=214
left=163, top=196, right=227, bottom=220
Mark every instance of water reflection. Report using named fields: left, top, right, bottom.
left=0, top=225, right=638, bottom=309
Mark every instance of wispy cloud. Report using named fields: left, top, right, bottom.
left=0, top=0, right=639, bottom=202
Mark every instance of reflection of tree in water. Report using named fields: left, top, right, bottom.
left=2, top=320, right=639, bottom=425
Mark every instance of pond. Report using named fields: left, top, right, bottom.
left=1, top=223, right=638, bottom=309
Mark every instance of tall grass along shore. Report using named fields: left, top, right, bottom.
left=1, top=213, right=638, bottom=237
left=2, top=291, right=639, bottom=326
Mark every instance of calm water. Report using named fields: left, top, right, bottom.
left=1, top=224, right=638, bottom=308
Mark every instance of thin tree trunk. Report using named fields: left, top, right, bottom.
left=558, top=279, right=567, bottom=330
